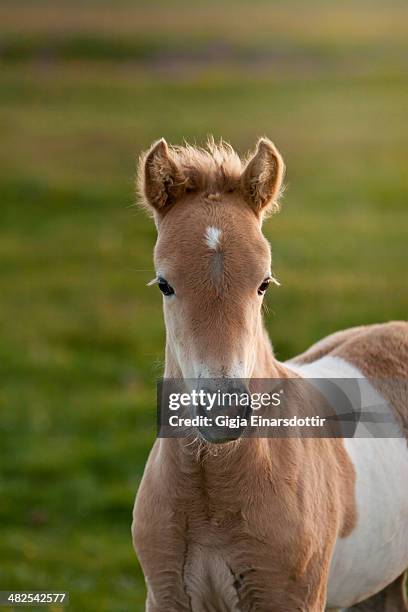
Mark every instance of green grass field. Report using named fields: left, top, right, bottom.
left=1, top=1, right=407, bottom=610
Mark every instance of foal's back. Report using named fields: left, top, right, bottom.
left=292, top=321, right=408, bottom=435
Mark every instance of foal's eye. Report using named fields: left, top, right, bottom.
left=258, top=278, right=271, bottom=295
left=158, top=278, right=175, bottom=296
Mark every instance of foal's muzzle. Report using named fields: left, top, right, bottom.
left=192, top=380, right=252, bottom=444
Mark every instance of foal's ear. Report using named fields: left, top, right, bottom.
left=241, top=138, right=285, bottom=216
left=138, top=138, right=185, bottom=215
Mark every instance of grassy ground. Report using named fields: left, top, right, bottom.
left=0, top=1, right=407, bottom=610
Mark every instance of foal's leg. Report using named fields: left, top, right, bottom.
left=346, top=571, right=408, bottom=611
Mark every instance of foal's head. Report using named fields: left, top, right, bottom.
left=138, top=138, right=285, bottom=380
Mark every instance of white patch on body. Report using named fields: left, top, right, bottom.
left=286, top=355, right=408, bottom=608
left=205, top=226, right=222, bottom=251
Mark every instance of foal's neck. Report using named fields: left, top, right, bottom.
left=251, top=323, right=285, bottom=378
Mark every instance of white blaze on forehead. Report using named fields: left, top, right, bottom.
left=204, top=226, right=222, bottom=251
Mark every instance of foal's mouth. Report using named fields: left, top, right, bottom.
left=196, top=411, right=252, bottom=444
left=192, top=382, right=253, bottom=444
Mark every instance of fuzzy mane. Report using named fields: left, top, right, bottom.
left=170, top=138, right=244, bottom=191
left=137, top=138, right=241, bottom=202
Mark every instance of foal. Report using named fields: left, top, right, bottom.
left=132, top=138, right=408, bottom=611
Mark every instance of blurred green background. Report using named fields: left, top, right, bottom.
left=0, top=0, right=407, bottom=610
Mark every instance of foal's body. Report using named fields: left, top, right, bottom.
left=291, top=324, right=408, bottom=610
left=132, top=138, right=408, bottom=611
